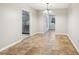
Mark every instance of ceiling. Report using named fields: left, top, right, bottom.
left=26, top=3, right=70, bottom=10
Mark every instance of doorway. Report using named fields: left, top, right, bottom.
left=49, top=15, right=55, bottom=30
left=44, top=14, right=55, bottom=32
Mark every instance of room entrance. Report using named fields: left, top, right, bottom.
left=44, top=14, right=55, bottom=32
left=49, top=15, right=55, bottom=30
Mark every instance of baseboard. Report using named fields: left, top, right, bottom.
left=55, top=33, right=67, bottom=35
left=67, top=34, right=79, bottom=53
left=0, top=32, right=44, bottom=52
left=0, top=39, right=23, bottom=52
left=30, top=32, right=44, bottom=37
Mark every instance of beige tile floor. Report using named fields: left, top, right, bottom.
left=0, top=30, right=78, bottom=55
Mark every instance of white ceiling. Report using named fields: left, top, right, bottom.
left=26, top=3, right=70, bottom=10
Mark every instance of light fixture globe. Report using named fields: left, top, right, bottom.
left=43, top=10, right=52, bottom=15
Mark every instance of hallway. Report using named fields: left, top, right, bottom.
left=0, top=30, right=78, bottom=55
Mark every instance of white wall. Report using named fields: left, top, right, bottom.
left=43, top=14, right=50, bottom=33
left=38, top=9, right=68, bottom=34
left=55, top=9, right=68, bottom=34
left=0, top=4, right=39, bottom=49
left=0, top=7, right=4, bottom=48
left=68, top=4, right=79, bottom=50
left=36, top=11, right=45, bottom=33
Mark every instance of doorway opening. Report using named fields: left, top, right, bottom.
left=44, top=14, right=55, bottom=33
left=49, top=15, right=55, bottom=30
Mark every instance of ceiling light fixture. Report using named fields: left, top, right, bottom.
left=43, top=3, right=52, bottom=15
